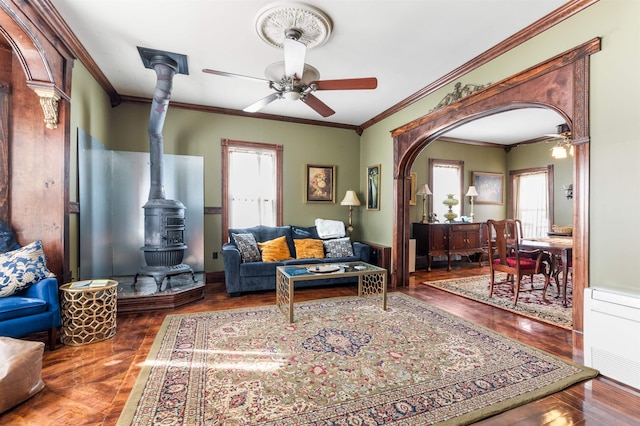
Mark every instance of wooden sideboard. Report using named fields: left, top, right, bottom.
left=412, top=222, right=484, bottom=271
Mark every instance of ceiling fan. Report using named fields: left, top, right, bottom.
left=203, top=28, right=377, bottom=118
left=545, top=123, right=573, bottom=158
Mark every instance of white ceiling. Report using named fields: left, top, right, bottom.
left=50, top=0, right=569, bottom=140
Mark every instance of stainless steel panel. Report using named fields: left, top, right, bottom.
left=79, top=130, right=204, bottom=279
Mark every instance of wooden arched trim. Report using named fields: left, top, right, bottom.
left=0, top=5, right=69, bottom=128
left=391, top=38, right=600, bottom=335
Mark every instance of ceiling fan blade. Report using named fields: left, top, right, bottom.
left=202, top=68, right=270, bottom=84
left=243, top=92, right=280, bottom=113
left=302, top=94, right=335, bottom=117
left=283, top=38, right=306, bottom=79
left=312, top=77, right=378, bottom=91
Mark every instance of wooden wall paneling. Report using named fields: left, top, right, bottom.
left=0, top=80, right=8, bottom=224
left=1, top=1, right=74, bottom=282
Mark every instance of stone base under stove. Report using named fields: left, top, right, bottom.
left=115, top=272, right=205, bottom=314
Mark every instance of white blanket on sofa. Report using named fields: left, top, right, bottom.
left=315, top=218, right=346, bottom=239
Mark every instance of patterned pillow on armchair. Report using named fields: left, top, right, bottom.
left=0, top=241, right=55, bottom=298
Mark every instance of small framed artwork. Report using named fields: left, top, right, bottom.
left=305, top=164, right=336, bottom=203
left=367, top=164, right=381, bottom=210
left=472, top=171, right=504, bottom=205
left=409, top=172, right=417, bottom=206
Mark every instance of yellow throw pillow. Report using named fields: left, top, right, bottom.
left=294, top=239, right=325, bottom=259
left=258, top=236, right=292, bottom=262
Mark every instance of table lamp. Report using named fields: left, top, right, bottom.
left=340, top=190, right=361, bottom=234
left=465, top=186, right=479, bottom=222
left=416, top=184, right=432, bottom=224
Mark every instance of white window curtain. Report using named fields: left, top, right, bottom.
left=432, top=163, right=462, bottom=220
left=228, top=148, right=276, bottom=228
left=514, top=171, right=549, bottom=238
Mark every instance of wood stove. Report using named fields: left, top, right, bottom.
left=135, top=48, right=193, bottom=290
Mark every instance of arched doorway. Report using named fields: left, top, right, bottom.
left=392, top=38, right=600, bottom=338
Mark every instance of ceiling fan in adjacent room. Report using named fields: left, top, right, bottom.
left=545, top=123, right=573, bottom=158
left=202, top=3, right=377, bottom=118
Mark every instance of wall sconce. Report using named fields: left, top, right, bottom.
left=416, top=184, right=432, bottom=223
left=340, top=190, right=361, bottom=234
left=465, top=185, right=479, bottom=222
left=564, top=184, right=573, bottom=200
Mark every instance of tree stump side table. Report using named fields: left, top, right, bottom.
left=59, top=280, right=118, bottom=346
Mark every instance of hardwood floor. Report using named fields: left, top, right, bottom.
left=2, top=262, right=640, bottom=425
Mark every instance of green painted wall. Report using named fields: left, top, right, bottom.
left=68, top=61, right=114, bottom=280
left=409, top=141, right=507, bottom=225
left=359, top=0, right=640, bottom=294
left=67, top=0, right=639, bottom=295
left=105, top=103, right=360, bottom=272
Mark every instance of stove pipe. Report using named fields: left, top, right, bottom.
left=136, top=50, right=193, bottom=289
left=147, top=56, right=175, bottom=200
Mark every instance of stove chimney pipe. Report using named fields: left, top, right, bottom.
left=147, top=55, right=177, bottom=200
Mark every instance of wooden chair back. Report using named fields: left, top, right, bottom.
left=486, top=219, right=520, bottom=268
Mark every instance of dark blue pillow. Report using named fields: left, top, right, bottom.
left=0, top=221, right=20, bottom=253
left=292, top=225, right=319, bottom=240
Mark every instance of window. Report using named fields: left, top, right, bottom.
left=429, top=159, right=464, bottom=221
left=510, top=166, right=553, bottom=238
left=221, top=139, right=283, bottom=243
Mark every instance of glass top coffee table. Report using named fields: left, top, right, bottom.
left=276, top=262, right=387, bottom=323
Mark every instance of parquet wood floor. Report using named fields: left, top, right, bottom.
left=2, top=261, right=639, bottom=425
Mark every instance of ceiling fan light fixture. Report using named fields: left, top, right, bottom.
left=551, top=144, right=567, bottom=159
left=284, top=90, right=301, bottom=101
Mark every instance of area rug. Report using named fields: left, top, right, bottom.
left=117, top=293, right=596, bottom=425
left=423, top=273, right=573, bottom=330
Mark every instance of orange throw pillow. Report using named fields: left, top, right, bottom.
left=294, top=239, right=325, bottom=259
left=258, top=236, right=292, bottom=262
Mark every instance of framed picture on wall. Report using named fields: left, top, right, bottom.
left=409, top=172, right=417, bottom=206
left=472, top=171, right=504, bottom=205
left=367, top=164, right=381, bottom=210
left=305, top=164, right=336, bottom=203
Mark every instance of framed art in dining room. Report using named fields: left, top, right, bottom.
left=472, top=171, right=504, bottom=205
left=305, top=164, right=336, bottom=203
left=367, top=164, right=381, bottom=210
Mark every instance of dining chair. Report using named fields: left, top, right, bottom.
left=486, top=219, right=551, bottom=305
left=514, top=219, right=558, bottom=293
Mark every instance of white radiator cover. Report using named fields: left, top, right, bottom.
left=584, top=288, right=640, bottom=389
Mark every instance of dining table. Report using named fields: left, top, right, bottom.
left=519, top=236, right=573, bottom=307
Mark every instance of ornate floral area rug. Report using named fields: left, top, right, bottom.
left=118, top=293, right=595, bottom=425
left=422, top=273, right=573, bottom=329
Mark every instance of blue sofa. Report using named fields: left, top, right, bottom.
left=0, top=277, right=60, bottom=350
left=223, top=225, right=371, bottom=296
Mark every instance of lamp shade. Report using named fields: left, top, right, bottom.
left=465, top=186, right=479, bottom=197
left=340, top=190, right=361, bottom=206
left=416, top=184, right=432, bottom=196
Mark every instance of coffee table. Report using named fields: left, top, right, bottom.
left=276, top=262, right=387, bottom=323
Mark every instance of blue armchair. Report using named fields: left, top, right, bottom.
left=0, top=277, right=61, bottom=350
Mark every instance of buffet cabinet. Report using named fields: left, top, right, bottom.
left=412, top=222, right=484, bottom=271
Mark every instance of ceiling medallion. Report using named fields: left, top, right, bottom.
left=255, top=2, right=332, bottom=49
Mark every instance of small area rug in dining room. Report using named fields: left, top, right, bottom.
left=423, top=273, right=572, bottom=330
left=118, top=293, right=595, bottom=425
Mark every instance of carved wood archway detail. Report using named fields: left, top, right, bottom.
left=391, top=38, right=600, bottom=336
left=0, top=4, right=68, bottom=128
